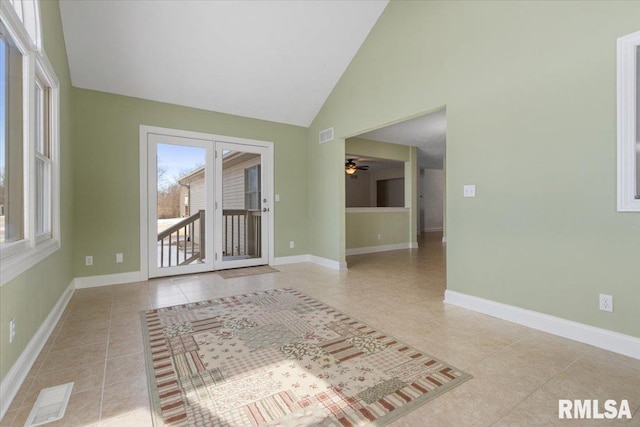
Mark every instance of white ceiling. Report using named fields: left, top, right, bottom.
left=59, top=1, right=388, bottom=127
left=357, top=108, right=447, bottom=169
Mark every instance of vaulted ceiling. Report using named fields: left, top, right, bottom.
left=59, top=0, right=388, bottom=127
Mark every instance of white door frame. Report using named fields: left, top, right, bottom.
left=139, top=125, right=275, bottom=280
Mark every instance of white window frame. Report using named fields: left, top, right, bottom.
left=617, top=30, right=640, bottom=212
left=1, top=0, right=60, bottom=287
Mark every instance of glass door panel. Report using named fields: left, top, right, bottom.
left=215, top=142, right=269, bottom=269
left=148, top=134, right=214, bottom=278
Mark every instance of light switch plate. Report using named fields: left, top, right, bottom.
left=463, top=185, right=476, bottom=198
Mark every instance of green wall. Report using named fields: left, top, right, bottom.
left=0, top=0, right=74, bottom=381
left=346, top=211, right=410, bottom=249
left=73, top=89, right=308, bottom=277
left=309, top=1, right=640, bottom=337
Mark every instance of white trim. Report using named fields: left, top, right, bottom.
left=0, top=239, right=59, bottom=286
left=444, top=290, right=640, bottom=360
left=309, top=255, right=347, bottom=270
left=617, top=30, right=640, bottom=212
left=0, top=281, right=74, bottom=421
left=0, top=13, right=61, bottom=286
left=73, top=271, right=144, bottom=289
left=268, top=145, right=275, bottom=267
left=0, top=1, right=37, bottom=53
left=345, top=207, right=410, bottom=213
left=346, top=242, right=414, bottom=256
left=441, top=237, right=447, bottom=244
left=409, top=241, right=418, bottom=249
left=272, top=255, right=310, bottom=265
left=422, top=227, right=443, bottom=232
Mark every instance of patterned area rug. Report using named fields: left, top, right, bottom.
left=217, top=266, right=279, bottom=279
left=141, top=288, right=471, bottom=426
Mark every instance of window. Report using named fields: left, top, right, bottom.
left=244, top=165, right=261, bottom=210
left=1, top=22, right=25, bottom=248
left=34, top=73, right=51, bottom=238
left=1, top=0, right=60, bottom=286
left=617, top=30, right=640, bottom=212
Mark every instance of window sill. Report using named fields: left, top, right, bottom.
left=0, top=239, right=61, bottom=287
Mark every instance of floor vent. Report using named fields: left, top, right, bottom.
left=25, top=382, right=74, bottom=426
left=319, top=127, right=334, bottom=144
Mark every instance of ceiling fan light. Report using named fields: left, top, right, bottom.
left=345, top=165, right=357, bottom=174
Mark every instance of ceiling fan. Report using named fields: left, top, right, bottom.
left=345, top=159, right=369, bottom=175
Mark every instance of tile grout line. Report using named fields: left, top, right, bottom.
left=11, top=300, right=72, bottom=415
left=97, top=296, right=114, bottom=427
left=487, top=350, right=588, bottom=427
left=459, top=330, right=535, bottom=372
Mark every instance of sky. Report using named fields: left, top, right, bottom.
left=156, top=143, right=205, bottom=190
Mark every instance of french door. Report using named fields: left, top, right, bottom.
left=148, top=133, right=215, bottom=278
left=145, top=127, right=271, bottom=278
left=214, top=141, right=270, bottom=270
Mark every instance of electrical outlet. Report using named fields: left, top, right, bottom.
left=116, top=253, right=123, bottom=263
left=463, top=185, right=476, bottom=198
left=599, top=294, right=613, bottom=312
left=9, top=318, right=15, bottom=343
left=289, top=241, right=294, bottom=249
left=85, top=256, right=93, bottom=266
left=377, top=234, right=382, bottom=240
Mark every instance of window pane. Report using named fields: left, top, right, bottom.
left=636, top=46, right=639, bottom=198
left=35, top=81, right=42, bottom=154
left=244, top=165, right=261, bottom=210
left=34, top=80, right=49, bottom=157
left=0, top=27, right=25, bottom=245
left=35, top=156, right=50, bottom=237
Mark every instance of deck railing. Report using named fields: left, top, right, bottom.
left=157, top=209, right=260, bottom=266
left=157, top=210, right=205, bottom=267
left=223, top=209, right=261, bottom=258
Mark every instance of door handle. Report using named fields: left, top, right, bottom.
left=262, top=207, right=269, bottom=212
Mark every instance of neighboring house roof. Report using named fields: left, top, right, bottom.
left=178, top=152, right=260, bottom=185
left=178, top=166, right=204, bottom=185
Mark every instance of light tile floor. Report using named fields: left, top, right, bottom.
left=2, top=232, right=639, bottom=426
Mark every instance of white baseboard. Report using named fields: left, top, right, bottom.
left=444, top=290, right=640, bottom=360
left=308, top=255, right=347, bottom=270
left=442, top=237, right=447, bottom=243
left=272, top=255, right=310, bottom=266
left=410, top=241, right=419, bottom=249
left=0, top=281, right=75, bottom=421
left=273, top=254, right=346, bottom=270
left=346, top=243, right=413, bottom=256
left=74, top=258, right=348, bottom=287
left=73, top=271, right=144, bottom=289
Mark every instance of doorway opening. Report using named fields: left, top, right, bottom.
left=344, top=107, right=447, bottom=259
